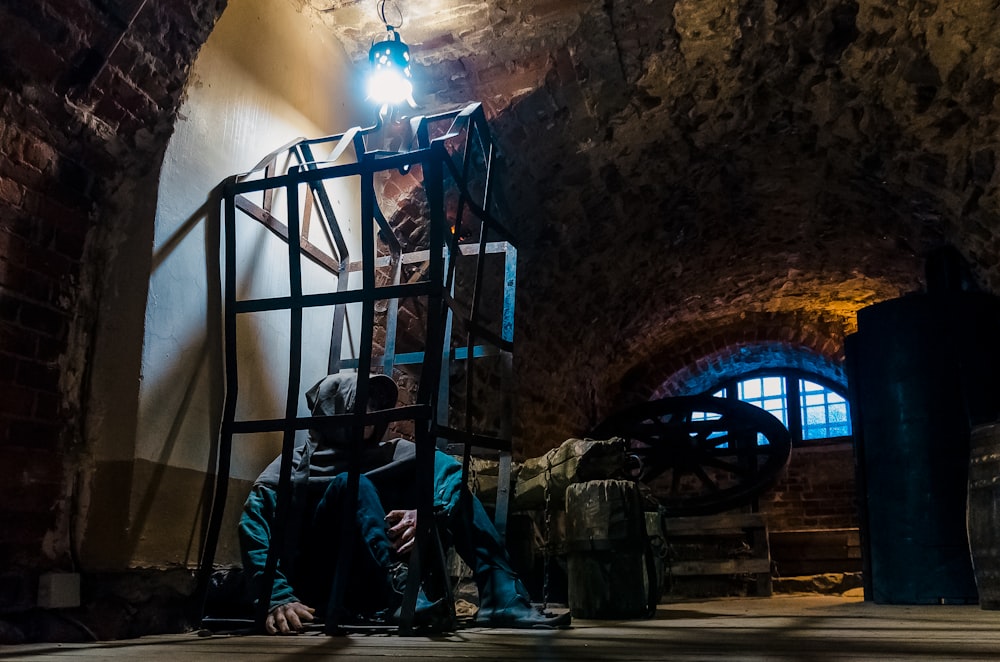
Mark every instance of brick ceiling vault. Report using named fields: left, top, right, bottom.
left=314, top=0, right=1000, bottom=440
left=2, top=0, right=999, bottom=459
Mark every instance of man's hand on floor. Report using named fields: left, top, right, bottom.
left=266, top=601, right=315, bottom=635
left=385, top=509, right=417, bottom=555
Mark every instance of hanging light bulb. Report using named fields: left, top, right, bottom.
left=367, top=1, right=416, bottom=112
left=367, top=28, right=414, bottom=106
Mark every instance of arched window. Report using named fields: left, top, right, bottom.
left=698, top=371, right=852, bottom=445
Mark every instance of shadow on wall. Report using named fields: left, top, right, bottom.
left=130, top=186, right=225, bottom=566
left=80, top=0, right=367, bottom=573
left=80, top=185, right=234, bottom=570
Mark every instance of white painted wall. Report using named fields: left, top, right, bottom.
left=86, top=0, right=373, bottom=567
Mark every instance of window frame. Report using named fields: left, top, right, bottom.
left=698, top=368, right=852, bottom=447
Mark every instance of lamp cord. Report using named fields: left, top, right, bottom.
left=377, top=0, right=404, bottom=30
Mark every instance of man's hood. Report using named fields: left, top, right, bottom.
left=253, top=372, right=399, bottom=487
left=305, top=372, right=398, bottom=415
left=305, top=372, right=398, bottom=446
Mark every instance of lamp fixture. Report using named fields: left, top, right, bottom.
left=367, top=1, right=416, bottom=112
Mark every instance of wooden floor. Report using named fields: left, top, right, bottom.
left=4, top=595, right=1000, bottom=661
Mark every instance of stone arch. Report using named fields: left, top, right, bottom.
left=601, top=309, right=850, bottom=419
left=651, top=341, right=847, bottom=399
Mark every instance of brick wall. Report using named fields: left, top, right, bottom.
left=0, top=0, right=226, bottom=573
left=761, top=441, right=861, bottom=576
left=760, top=442, right=858, bottom=532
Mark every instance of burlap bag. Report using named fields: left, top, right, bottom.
left=512, top=437, right=627, bottom=510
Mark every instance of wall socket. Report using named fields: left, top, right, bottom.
left=37, top=572, right=81, bottom=609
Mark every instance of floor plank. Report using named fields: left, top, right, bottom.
left=4, top=596, right=1000, bottom=661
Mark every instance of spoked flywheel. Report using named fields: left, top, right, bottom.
left=590, top=395, right=792, bottom=516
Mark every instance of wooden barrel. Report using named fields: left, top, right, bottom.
left=969, top=423, right=1000, bottom=609
left=565, top=479, right=650, bottom=618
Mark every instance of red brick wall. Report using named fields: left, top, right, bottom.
left=0, top=0, right=226, bottom=572
left=760, top=442, right=858, bottom=531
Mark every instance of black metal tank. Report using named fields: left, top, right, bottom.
left=847, top=290, right=1000, bottom=604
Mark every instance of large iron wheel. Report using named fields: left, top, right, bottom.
left=591, top=395, right=792, bottom=516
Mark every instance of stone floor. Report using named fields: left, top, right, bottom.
left=4, top=595, right=1000, bottom=661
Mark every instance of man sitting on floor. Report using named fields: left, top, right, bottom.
left=238, top=372, right=571, bottom=634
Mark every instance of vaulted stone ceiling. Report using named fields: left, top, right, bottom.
left=306, top=0, right=1000, bottom=442
left=2, top=0, right=996, bottom=453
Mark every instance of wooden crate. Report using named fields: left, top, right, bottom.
left=660, top=513, right=772, bottom=597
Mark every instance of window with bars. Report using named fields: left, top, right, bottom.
left=799, top=378, right=850, bottom=440
left=695, top=373, right=851, bottom=445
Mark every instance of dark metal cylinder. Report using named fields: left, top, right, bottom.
left=848, top=292, right=1000, bottom=604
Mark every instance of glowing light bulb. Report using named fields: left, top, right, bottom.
left=367, top=29, right=415, bottom=108
left=367, top=67, right=413, bottom=106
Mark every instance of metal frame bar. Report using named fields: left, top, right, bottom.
left=197, top=103, right=517, bottom=634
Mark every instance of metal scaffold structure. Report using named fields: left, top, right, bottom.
left=197, top=103, right=517, bottom=634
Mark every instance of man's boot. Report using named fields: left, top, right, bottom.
left=447, top=493, right=570, bottom=629
left=473, top=566, right=571, bottom=629
left=384, top=562, right=454, bottom=632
